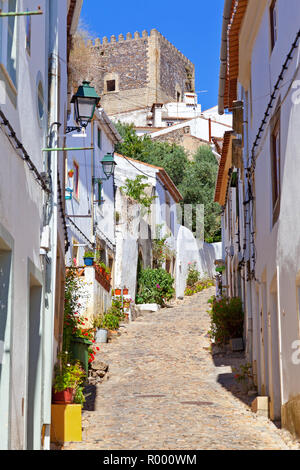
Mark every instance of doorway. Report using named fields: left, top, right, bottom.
left=0, top=236, right=13, bottom=450
left=26, top=273, right=43, bottom=450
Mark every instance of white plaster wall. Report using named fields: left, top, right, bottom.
left=111, top=108, right=150, bottom=128
left=0, top=0, right=72, bottom=449
left=176, top=226, right=220, bottom=298
left=66, top=109, right=117, bottom=265
left=150, top=115, right=232, bottom=143
left=238, top=0, right=300, bottom=411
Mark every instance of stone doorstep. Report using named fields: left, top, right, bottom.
left=251, top=396, right=269, bottom=418
left=135, top=304, right=161, bottom=313
left=230, top=338, right=244, bottom=352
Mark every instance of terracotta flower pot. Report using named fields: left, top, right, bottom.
left=52, top=388, right=74, bottom=404
left=115, top=289, right=121, bottom=296
left=123, top=288, right=129, bottom=295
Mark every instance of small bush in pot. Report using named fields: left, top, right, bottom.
left=83, top=251, right=94, bottom=266
left=102, top=313, right=120, bottom=331
left=52, top=352, right=86, bottom=404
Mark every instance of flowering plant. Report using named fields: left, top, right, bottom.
left=136, top=268, right=175, bottom=306
left=63, top=269, right=98, bottom=365
left=53, top=352, right=86, bottom=393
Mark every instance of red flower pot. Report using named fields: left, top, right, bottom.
left=115, top=289, right=121, bottom=296
left=123, top=288, right=129, bottom=295
left=52, top=388, right=74, bottom=404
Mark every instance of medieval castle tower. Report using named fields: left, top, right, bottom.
left=89, top=29, right=195, bottom=116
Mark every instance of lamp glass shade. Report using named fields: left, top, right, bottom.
left=71, top=81, right=100, bottom=128
left=74, top=97, right=97, bottom=127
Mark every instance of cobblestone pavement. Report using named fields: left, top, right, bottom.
left=63, top=288, right=300, bottom=450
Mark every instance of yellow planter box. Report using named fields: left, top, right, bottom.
left=51, top=404, right=82, bottom=444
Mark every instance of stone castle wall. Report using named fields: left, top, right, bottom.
left=88, top=29, right=195, bottom=115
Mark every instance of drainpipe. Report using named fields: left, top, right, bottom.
left=276, top=266, right=284, bottom=407
left=42, top=0, right=60, bottom=450
left=218, top=0, right=232, bottom=115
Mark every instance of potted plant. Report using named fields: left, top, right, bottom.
left=115, top=288, right=122, bottom=296
left=105, top=266, right=111, bottom=281
left=93, top=313, right=108, bottom=343
left=99, top=262, right=106, bottom=275
left=68, top=169, right=74, bottom=178
left=83, top=251, right=94, bottom=266
left=52, top=353, right=86, bottom=404
left=123, top=287, right=129, bottom=295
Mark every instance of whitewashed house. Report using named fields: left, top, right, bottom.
left=110, top=92, right=232, bottom=157
left=217, top=0, right=300, bottom=436
left=113, top=153, right=217, bottom=300
left=0, top=0, right=82, bottom=450
left=65, top=106, right=122, bottom=321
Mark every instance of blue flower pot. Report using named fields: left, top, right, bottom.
left=84, top=257, right=94, bottom=266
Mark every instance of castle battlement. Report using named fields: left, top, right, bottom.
left=91, top=29, right=195, bottom=116
left=92, top=29, right=194, bottom=68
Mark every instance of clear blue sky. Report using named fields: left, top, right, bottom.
left=80, top=0, right=224, bottom=111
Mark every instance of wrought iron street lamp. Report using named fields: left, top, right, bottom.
left=101, top=153, right=116, bottom=180
left=66, top=81, right=100, bottom=134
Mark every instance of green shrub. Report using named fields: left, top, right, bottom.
left=208, top=296, right=244, bottom=345
left=102, top=313, right=120, bottom=331
left=136, top=268, right=175, bottom=306
left=186, top=262, right=200, bottom=287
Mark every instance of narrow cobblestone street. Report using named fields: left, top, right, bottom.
left=63, top=288, right=299, bottom=450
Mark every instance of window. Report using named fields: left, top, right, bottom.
left=271, top=110, right=280, bottom=224
left=97, top=128, right=102, bottom=149
left=7, top=0, right=17, bottom=87
left=270, top=0, right=278, bottom=51
left=106, top=80, right=116, bottom=92
left=73, top=161, right=79, bottom=200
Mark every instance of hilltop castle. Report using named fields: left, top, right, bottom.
left=88, top=29, right=195, bottom=116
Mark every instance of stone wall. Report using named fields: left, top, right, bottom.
left=158, top=34, right=195, bottom=99
left=94, top=33, right=149, bottom=93
left=88, top=29, right=195, bottom=115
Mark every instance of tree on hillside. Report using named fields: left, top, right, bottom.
left=178, top=146, right=221, bottom=243
left=115, top=122, right=188, bottom=187
left=115, top=123, right=221, bottom=243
